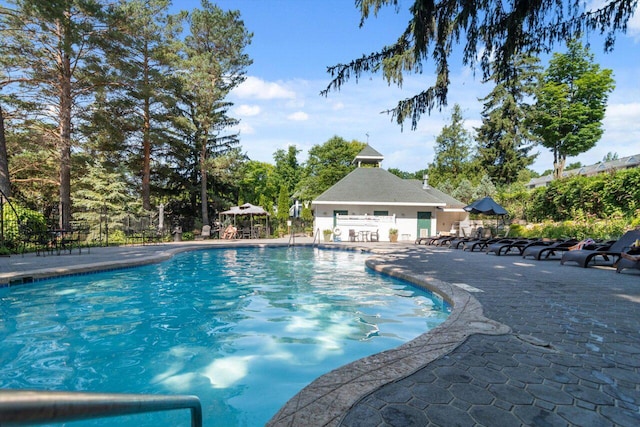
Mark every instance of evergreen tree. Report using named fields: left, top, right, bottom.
left=429, top=104, right=474, bottom=188
left=276, top=185, right=289, bottom=232
left=476, top=55, right=540, bottom=186
left=0, top=0, right=113, bottom=228
left=72, top=160, right=137, bottom=239
left=473, top=174, right=497, bottom=199
left=273, top=146, right=302, bottom=196
left=96, top=0, right=181, bottom=210
left=176, top=1, right=252, bottom=226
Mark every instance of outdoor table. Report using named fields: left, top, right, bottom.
left=358, top=231, right=370, bottom=242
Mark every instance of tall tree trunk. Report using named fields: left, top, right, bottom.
left=0, top=104, right=11, bottom=198
left=142, top=97, right=151, bottom=210
left=200, top=137, right=209, bottom=226
left=59, top=46, right=73, bottom=230
left=142, top=48, right=151, bottom=210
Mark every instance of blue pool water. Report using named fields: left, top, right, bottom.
left=0, top=247, right=449, bottom=426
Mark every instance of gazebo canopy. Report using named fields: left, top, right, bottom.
left=221, top=203, right=269, bottom=216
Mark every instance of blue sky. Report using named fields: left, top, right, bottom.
left=180, top=1, right=640, bottom=174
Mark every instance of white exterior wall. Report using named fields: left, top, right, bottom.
left=312, top=204, right=445, bottom=242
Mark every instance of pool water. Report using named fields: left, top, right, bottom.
left=0, top=247, right=449, bottom=426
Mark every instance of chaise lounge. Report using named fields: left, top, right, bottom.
left=616, top=249, right=640, bottom=273
left=521, top=239, right=578, bottom=260
left=560, top=229, right=640, bottom=268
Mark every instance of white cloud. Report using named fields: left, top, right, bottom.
left=236, top=104, right=262, bottom=117
left=232, top=76, right=296, bottom=100
left=235, top=104, right=261, bottom=116
left=236, top=121, right=255, bottom=135
left=332, top=102, right=345, bottom=111
left=287, top=111, right=309, bottom=121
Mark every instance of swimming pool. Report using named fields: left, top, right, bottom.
left=0, top=247, right=450, bottom=426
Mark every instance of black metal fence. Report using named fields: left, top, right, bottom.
left=0, top=195, right=182, bottom=255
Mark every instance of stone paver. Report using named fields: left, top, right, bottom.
left=2, top=240, right=640, bottom=426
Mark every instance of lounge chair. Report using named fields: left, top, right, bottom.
left=560, top=229, right=640, bottom=268
left=349, top=229, right=358, bottom=242
left=521, top=239, right=578, bottom=260
left=415, top=235, right=435, bottom=245
left=486, top=238, right=538, bottom=256
left=456, top=227, right=486, bottom=251
left=616, top=249, right=640, bottom=273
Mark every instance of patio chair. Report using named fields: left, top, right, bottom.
left=561, top=229, right=640, bottom=268
left=486, top=238, right=537, bottom=256
left=369, top=230, right=379, bottom=242
left=616, top=248, right=640, bottom=273
left=522, top=239, right=578, bottom=260
left=20, top=225, right=54, bottom=257
left=448, top=228, right=474, bottom=249
left=435, top=235, right=457, bottom=246
left=349, top=229, right=358, bottom=242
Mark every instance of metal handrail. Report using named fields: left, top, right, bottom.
left=0, top=390, right=202, bottom=426
left=312, top=228, right=320, bottom=247
left=288, top=229, right=295, bottom=246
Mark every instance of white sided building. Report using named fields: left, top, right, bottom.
left=312, top=146, right=468, bottom=242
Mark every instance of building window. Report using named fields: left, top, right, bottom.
left=373, top=210, right=388, bottom=216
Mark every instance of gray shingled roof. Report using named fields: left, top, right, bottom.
left=313, top=168, right=463, bottom=207
left=355, top=145, right=384, bottom=159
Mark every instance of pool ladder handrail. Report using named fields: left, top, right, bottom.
left=312, top=228, right=320, bottom=247
left=0, top=390, right=202, bottom=427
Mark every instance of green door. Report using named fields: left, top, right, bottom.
left=333, top=210, right=348, bottom=227
left=417, top=211, right=431, bottom=238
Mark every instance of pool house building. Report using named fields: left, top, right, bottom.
left=312, top=146, right=468, bottom=242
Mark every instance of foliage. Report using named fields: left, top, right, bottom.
left=177, top=1, right=252, bottom=225
left=276, top=185, right=289, bottom=228
left=529, top=40, right=615, bottom=178
left=1, top=203, right=46, bottom=251
left=475, top=54, right=540, bottom=186
left=322, top=0, right=635, bottom=128
left=295, top=136, right=365, bottom=200
left=522, top=167, right=640, bottom=222
left=72, top=160, right=138, bottom=239
left=507, top=215, right=629, bottom=241
left=451, top=179, right=475, bottom=205
left=0, top=0, right=114, bottom=227
left=387, top=168, right=427, bottom=180
left=238, top=160, right=277, bottom=207
left=94, top=0, right=180, bottom=210
left=273, top=146, right=302, bottom=197
left=428, top=104, right=475, bottom=188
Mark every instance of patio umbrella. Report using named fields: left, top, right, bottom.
left=464, top=196, right=508, bottom=216
left=464, top=196, right=508, bottom=232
